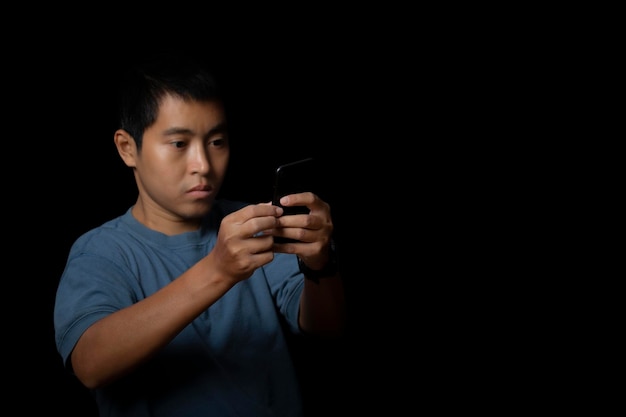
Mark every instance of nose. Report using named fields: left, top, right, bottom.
left=189, top=142, right=210, bottom=175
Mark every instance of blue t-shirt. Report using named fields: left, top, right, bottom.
left=54, top=200, right=306, bottom=417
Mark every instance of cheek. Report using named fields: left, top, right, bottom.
left=140, top=149, right=182, bottom=179
left=209, top=151, right=230, bottom=173
left=211, top=159, right=228, bottom=176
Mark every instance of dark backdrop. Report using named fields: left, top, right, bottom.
left=14, top=37, right=395, bottom=416
left=7, top=23, right=522, bottom=416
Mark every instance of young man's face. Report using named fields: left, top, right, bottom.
left=131, top=94, right=229, bottom=232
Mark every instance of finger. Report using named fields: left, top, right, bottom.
left=278, top=192, right=316, bottom=208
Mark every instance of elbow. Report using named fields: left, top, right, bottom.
left=314, top=322, right=347, bottom=339
left=72, top=358, right=109, bottom=390
left=70, top=350, right=116, bottom=390
left=299, top=310, right=348, bottom=339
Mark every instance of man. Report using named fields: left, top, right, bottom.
left=54, top=51, right=346, bottom=416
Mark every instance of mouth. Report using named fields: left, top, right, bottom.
left=187, top=184, right=214, bottom=199
left=188, top=184, right=212, bottom=192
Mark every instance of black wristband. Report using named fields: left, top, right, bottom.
left=298, top=239, right=338, bottom=284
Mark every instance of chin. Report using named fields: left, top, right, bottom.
left=185, top=201, right=213, bottom=218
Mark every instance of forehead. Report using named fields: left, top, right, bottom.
left=155, top=94, right=225, bottom=126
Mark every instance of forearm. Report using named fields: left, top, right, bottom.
left=298, top=273, right=347, bottom=337
left=71, top=257, right=234, bottom=389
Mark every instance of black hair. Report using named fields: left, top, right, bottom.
left=117, top=50, right=224, bottom=150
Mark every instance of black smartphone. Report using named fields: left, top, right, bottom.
left=272, top=157, right=317, bottom=243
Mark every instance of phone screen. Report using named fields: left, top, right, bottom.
left=272, top=157, right=317, bottom=242
left=272, top=157, right=317, bottom=214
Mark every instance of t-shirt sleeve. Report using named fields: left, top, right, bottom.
left=54, top=234, right=139, bottom=369
left=260, top=252, right=305, bottom=334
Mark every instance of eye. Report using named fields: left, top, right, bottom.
left=172, top=141, right=186, bottom=149
left=209, top=137, right=228, bottom=148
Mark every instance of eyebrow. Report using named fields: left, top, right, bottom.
left=163, top=122, right=228, bottom=137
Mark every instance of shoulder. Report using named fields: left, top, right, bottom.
left=69, top=214, right=131, bottom=255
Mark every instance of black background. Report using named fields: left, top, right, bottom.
left=8, top=17, right=521, bottom=415
left=11, top=31, right=408, bottom=416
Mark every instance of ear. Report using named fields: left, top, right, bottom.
left=114, top=129, right=138, bottom=168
